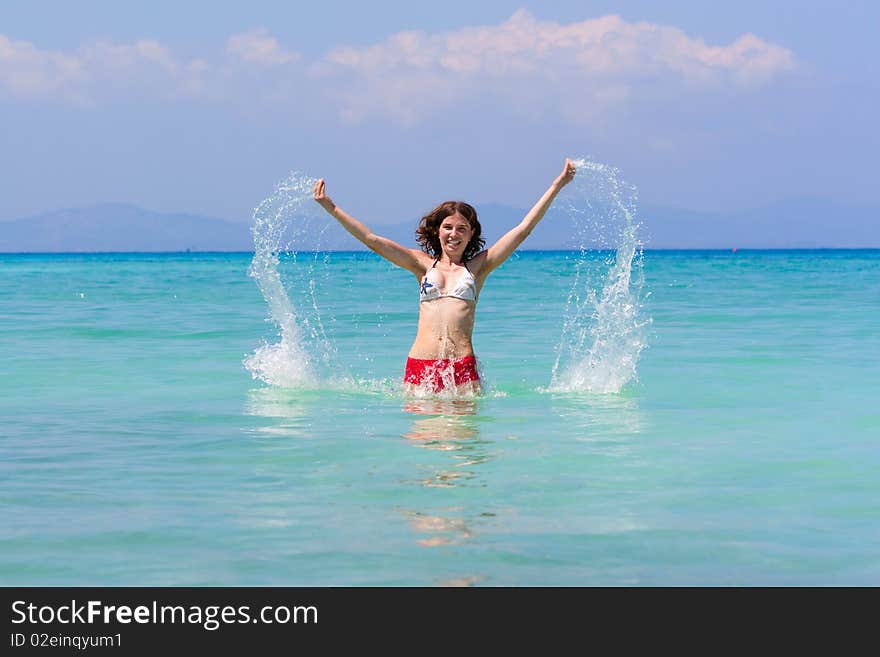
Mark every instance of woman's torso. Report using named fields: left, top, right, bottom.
left=408, top=257, right=484, bottom=359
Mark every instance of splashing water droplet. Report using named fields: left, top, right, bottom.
left=244, top=172, right=328, bottom=387
left=549, top=159, right=651, bottom=394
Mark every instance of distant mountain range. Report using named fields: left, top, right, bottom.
left=0, top=204, right=251, bottom=253
left=639, top=198, right=879, bottom=249
left=1, top=198, right=877, bottom=252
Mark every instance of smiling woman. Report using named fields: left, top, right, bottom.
left=312, top=159, right=577, bottom=395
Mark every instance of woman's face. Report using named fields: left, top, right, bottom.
left=439, top=212, right=474, bottom=260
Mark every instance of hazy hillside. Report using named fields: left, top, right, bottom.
left=1, top=198, right=877, bottom=252
left=0, top=204, right=251, bottom=252
left=639, top=198, right=879, bottom=249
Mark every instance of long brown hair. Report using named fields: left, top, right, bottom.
left=415, top=201, right=485, bottom=261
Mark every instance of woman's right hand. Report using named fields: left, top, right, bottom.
left=313, top=178, right=336, bottom=213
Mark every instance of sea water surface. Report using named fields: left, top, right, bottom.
left=1, top=249, right=879, bottom=585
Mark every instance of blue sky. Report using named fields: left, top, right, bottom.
left=2, top=1, right=878, bottom=226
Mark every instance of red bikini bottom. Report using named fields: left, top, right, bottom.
left=404, top=355, right=480, bottom=392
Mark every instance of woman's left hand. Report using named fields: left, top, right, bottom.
left=555, top=158, right=577, bottom=188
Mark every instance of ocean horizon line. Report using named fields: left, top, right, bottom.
left=2, top=248, right=879, bottom=256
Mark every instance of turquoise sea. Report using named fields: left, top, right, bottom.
left=1, top=248, right=878, bottom=585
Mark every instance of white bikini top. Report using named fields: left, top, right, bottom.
left=419, top=260, right=477, bottom=303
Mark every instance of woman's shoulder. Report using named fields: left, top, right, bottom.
left=466, top=250, right=489, bottom=274
left=409, top=249, right=436, bottom=275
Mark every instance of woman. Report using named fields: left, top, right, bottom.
left=313, top=158, right=577, bottom=394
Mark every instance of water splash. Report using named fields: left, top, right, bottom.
left=549, top=158, right=651, bottom=393
left=244, top=172, right=339, bottom=387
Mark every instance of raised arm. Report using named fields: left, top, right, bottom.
left=481, top=159, right=577, bottom=276
left=313, top=179, right=426, bottom=276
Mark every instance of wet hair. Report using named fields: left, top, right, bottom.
left=415, top=201, right=485, bottom=261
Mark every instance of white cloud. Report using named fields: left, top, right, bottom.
left=0, top=34, right=85, bottom=101
left=226, top=28, right=300, bottom=66
left=0, top=34, right=208, bottom=103
left=317, top=10, right=795, bottom=123
left=1, top=12, right=793, bottom=121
